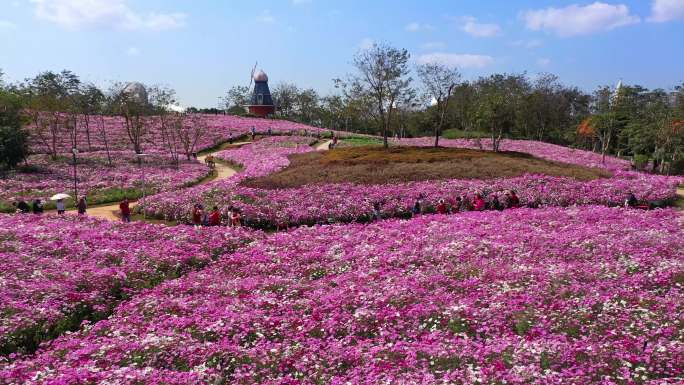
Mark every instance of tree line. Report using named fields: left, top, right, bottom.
left=223, top=43, right=683, bottom=173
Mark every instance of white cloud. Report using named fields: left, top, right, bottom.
left=421, top=41, right=446, bottom=50
left=537, top=57, right=552, bottom=68
left=417, top=53, right=494, bottom=69
left=460, top=16, right=501, bottom=37
left=405, top=22, right=432, bottom=32
left=406, top=22, right=420, bottom=32
left=125, top=46, right=140, bottom=56
left=511, top=39, right=543, bottom=49
left=359, top=37, right=375, bottom=50
left=648, top=0, right=684, bottom=22
left=257, top=10, right=275, bottom=24
left=30, top=0, right=186, bottom=31
left=522, top=2, right=640, bottom=37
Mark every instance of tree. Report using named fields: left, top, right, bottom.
left=591, top=86, right=623, bottom=163
left=272, top=82, right=299, bottom=118
left=349, top=43, right=412, bottom=148
left=0, top=87, right=29, bottom=169
left=78, top=83, right=105, bottom=151
left=178, top=114, right=207, bottom=160
left=223, top=85, right=250, bottom=112
left=417, top=62, right=461, bottom=147
left=474, top=74, right=527, bottom=152
left=110, top=82, right=151, bottom=155
left=23, top=70, right=81, bottom=158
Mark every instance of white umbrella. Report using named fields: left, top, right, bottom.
left=50, top=193, right=71, bottom=201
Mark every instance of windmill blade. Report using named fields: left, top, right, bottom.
left=248, top=61, right=258, bottom=89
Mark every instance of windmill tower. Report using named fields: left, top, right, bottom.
left=246, top=69, right=275, bottom=117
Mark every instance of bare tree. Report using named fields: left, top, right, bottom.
left=348, top=43, right=412, bottom=148
left=417, top=62, right=461, bottom=147
left=178, top=114, right=207, bottom=160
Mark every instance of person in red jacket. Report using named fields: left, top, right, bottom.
left=209, top=206, right=221, bottom=226
left=472, top=193, right=486, bottom=211
left=119, top=197, right=131, bottom=223
left=436, top=199, right=448, bottom=214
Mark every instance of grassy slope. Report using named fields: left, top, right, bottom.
left=242, top=146, right=610, bottom=189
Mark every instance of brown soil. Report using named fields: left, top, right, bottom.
left=241, top=146, right=611, bottom=189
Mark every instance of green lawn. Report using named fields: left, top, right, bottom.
left=339, top=136, right=384, bottom=147
left=442, top=129, right=490, bottom=139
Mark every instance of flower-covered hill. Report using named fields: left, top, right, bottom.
left=140, top=137, right=682, bottom=228
left=27, top=114, right=326, bottom=155
left=0, top=214, right=261, bottom=357
left=0, top=152, right=209, bottom=212
left=3, top=206, right=682, bottom=384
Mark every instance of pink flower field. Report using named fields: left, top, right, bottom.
left=0, top=214, right=261, bottom=357
left=0, top=152, right=209, bottom=207
left=2, top=206, right=682, bottom=384
left=140, top=137, right=681, bottom=228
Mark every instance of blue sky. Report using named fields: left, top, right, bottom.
left=1, top=0, right=683, bottom=107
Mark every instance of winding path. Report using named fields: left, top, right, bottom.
left=69, top=146, right=246, bottom=222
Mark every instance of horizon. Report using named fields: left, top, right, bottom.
left=1, top=0, right=683, bottom=108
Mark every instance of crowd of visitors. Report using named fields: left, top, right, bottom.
left=190, top=203, right=242, bottom=227
left=378, top=190, right=525, bottom=221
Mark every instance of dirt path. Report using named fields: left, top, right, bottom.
left=316, top=140, right=333, bottom=151
left=69, top=145, right=246, bottom=222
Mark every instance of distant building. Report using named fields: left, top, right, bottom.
left=122, top=82, right=148, bottom=105
left=246, top=70, right=275, bottom=117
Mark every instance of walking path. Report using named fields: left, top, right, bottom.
left=68, top=144, right=248, bottom=222
left=316, top=140, right=333, bottom=151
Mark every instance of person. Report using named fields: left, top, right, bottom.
left=625, top=192, right=638, bottom=208
left=77, top=197, right=87, bottom=215
left=412, top=197, right=422, bottom=215
left=251, top=126, right=256, bottom=141
left=436, top=199, right=448, bottom=214
left=332, top=135, right=338, bottom=148
left=329, top=129, right=334, bottom=139
left=452, top=197, right=462, bottom=213
left=230, top=208, right=242, bottom=227
left=119, top=197, right=131, bottom=222
left=192, top=204, right=203, bottom=226
left=17, top=200, right=30, bottom=213
left=209, top=206, right=221, bottom=226
left=192, top=152, right=198, bottom=160
left=32, top=199, right=44, bottom=214
left=229, top=132, right=234, bottom=144
left=56, top=199, right=66, bottom=215
left=372, top=202, right=382, bottom=220
left=472, top=194, right=485, bottom=211
left=268, top=127, right=272, bottom=136
left=205, top=155, right=215, bottom=169
left=489, top=194, right=503, bottom=211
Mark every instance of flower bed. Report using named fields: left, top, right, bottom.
left=0, top=214, right=261, bottom=356
left=3, top=206, right=682, bottom=384
left=0, top=152, right=209, bottom=211
left=140, top=136, right=317, bottom=222
left=140, top=138, right=680, bottom=228
left=26, top=114, right=326, bottom=155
